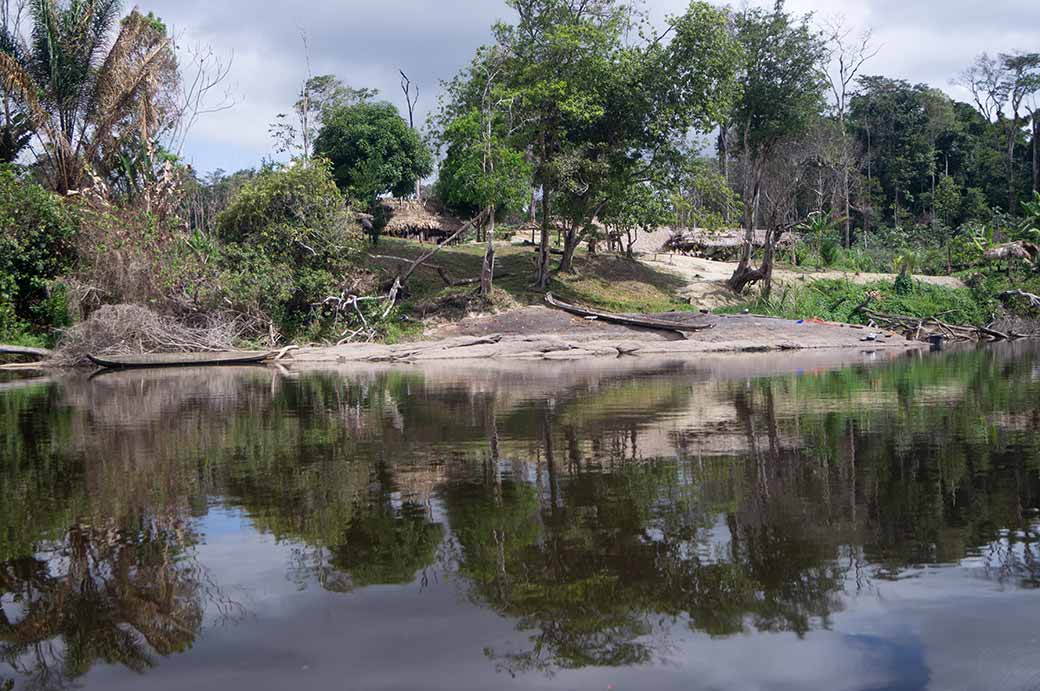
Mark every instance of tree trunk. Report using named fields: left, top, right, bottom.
left=559, top=224, right=580, bottom=273
left=1033, top=109, right=1039, bottom=195
left=718, top=124, right=730, bottom=224
left=481, top=205, right=496, bottom=297
left=537, top=188, right=552, bottom=289
left=729, top=151, right=761, bottom=290
left=1008, top=117, right=1019, bottom=214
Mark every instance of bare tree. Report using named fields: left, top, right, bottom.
left=956, top=53, right=1010, bottom=121
left=999, top=52, right=1040, bottom=212
left=823, top=18, right=878, bottom=247
left=400, top=69, right=421, bottom=199
left=166, top=39, right=235, bottom=158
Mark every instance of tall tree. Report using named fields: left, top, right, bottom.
left=998, top=52, right=1040, bottom=213
left=823, top=19, right=877, bottom=247
left=492, top=0, right=739, bottom=285
left=0, top=1, right=178, bottom=193
left=314, top=100, right=432, bottom=206
left=726, top=1, right=827, bottom=293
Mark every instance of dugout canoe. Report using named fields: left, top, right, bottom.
left=88, top=351, right=273, bottom=370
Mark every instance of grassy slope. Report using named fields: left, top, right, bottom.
left=370, top=238, right=693, bottom=316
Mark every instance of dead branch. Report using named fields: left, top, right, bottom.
left=999, top=289, right=1040, bottom=309
left=399, top=208, right=491, bottom=286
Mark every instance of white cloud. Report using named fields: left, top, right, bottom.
left=143, top=0, right=1040, bottom=174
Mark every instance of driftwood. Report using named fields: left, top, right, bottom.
left=854, top=305, right=1019, bottom=343
left=544, top=293, right=715, bottom=337
left=999, top=290, right=1040, bottom=310
left=0, top=344, right=53, bottom=359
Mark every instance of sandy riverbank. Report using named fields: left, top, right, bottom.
left=288, top=306, right=922, bottom=365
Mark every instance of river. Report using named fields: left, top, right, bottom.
left=1, top=345, right=1038, bottom=690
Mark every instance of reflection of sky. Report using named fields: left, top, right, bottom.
left=73, top=506, right=1040, bottom=691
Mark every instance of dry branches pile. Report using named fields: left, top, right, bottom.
left=51, top=305, right=253, bottom=367
left=856, top=307, right=1017, bottom=343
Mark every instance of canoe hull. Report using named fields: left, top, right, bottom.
left=88, top=351, right=273, bottom=370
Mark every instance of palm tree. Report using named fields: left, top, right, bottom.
left=0, top=0, right=176, bottom=193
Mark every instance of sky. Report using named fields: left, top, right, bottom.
left=143, top=0, right=1040, bottom=175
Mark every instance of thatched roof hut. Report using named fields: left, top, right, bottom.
left=380, top=199, right=463, bottom=239
left=664, top=228, right=796, bottom=260
left=984, top=240, right=1039, bottom=265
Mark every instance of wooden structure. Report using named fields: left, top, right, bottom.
left=664, top=228, right=796, bottom=261
left=380, top=199, right=464, bottom=243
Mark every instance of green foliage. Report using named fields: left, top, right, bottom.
left=721, top=278, right=991, bottom=327
left=216, top=161, right=363, bottom=337
left=314, top=101, right=432, bottom=203
left=674, top=157, right=743, bottom=231
left=435, top=109, right=532, bottom=215
left=730, top=5, right=827, bottom=157
left=0, top=166, right=76, bottom=340
left=487, top=0, right=740, bottom=278
left=933, top=175, right=962, bottom=227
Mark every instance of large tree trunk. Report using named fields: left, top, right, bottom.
left=559, top=223, right=580, bottom=273
left=480, top=205, right=496, bottom=297
left=729, top=152, right=761, bottom=291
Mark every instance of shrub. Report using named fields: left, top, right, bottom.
left=820, top=238, right=842, bottom=266
left=216, top=160, right=364, bottom=338
left=721, top=278, right=990, bottom=327
left=0, top=166, right=77, bottom=341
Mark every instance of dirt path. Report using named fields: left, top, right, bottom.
left=639, top=253, right=966, bottom=310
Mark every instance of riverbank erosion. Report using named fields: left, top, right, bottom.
left=290, top=306, right=921, bottom=364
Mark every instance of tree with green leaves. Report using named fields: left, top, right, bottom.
left=726, top=1, right=827, bottom=293
left=433, top=45, right=534, bottom=295
left=933, top=174, right=962, bottom=272
left=491, top=0, right=740, bottom=285
left=314, top=101, right=432, bottom=208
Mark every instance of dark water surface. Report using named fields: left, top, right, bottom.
left=2, top=346, right=1039, bottom=690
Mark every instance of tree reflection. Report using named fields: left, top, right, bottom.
left=0, top=516, right=222, bottom=690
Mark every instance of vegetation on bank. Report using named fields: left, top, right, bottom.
left=0, top=0, right=1037, bottom=357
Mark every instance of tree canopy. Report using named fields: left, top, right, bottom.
left=314, top=100, right=432, bottom=203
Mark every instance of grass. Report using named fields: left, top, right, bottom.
left=367, top=238, right=693, bottom=320
left=718, top=278, right=992, bottom=327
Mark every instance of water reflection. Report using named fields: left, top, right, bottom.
left=0, top=346, right=1038, bottom=689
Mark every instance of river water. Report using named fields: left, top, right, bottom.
left=1, top=346, right=1039, bottom=690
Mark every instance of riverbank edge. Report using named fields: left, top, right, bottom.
left=288, top=314, right=925, bottom=365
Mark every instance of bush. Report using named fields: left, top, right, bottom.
left=0, top=166, right=77, bottom=341
left=820, top=238, right=842, bottom=266
left=216, top=160, right=364, bottom=338
left=721, top=278, right=991, bottom=327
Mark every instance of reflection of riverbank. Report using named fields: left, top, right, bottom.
left=2, top=343, right=1039, bottom=689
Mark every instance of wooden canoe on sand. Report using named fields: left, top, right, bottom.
left=88, top=351, right=273, bottom=370
left=545, top=293, right=715, bottom=336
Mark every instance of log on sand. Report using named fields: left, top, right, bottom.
left=0, top=345, right=52, bottom=360
left=544, top=293, right=714, bottom=337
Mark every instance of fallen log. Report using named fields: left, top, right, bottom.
left=545, top=293, right=715, bottom=337
left=0, top=345, right=52, bottom=360
left=999, top=290, right=1040, bottom=310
